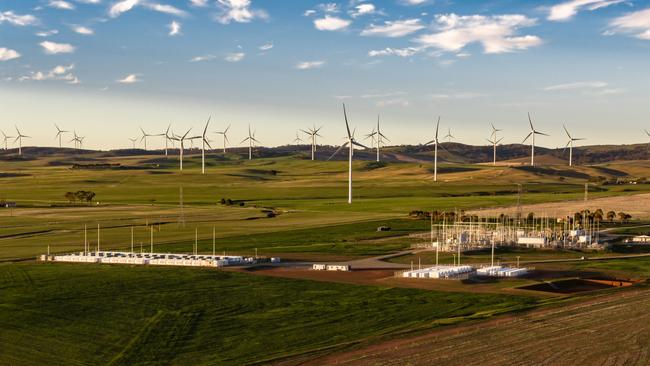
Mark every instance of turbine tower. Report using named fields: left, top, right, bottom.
left=215, top=124, right=231, bottom=153
left=424, top=117, right=441, bottom=182
left=301, top=125, right=323, bottom=161
left=163, top=124, right=173, bottom=156
left=70, top=131, right=80, bottom=149
left=563, top=125, right=584, bottom=167
left=191, top=117, right=212, bottom=174
left=54, top=124, right=68, bottom=148
left=170, top=129, right=196, bottom=171
left=487, top=123, right=503, bottom=165
left=240, top=125, right=260, bottom=160
left=1, top=130, right=14, bottom=150
left=522, top=113, right=548, bottom=167
left=327, top=104, right=369, bottom=204
left=14, top=126, right=30, bottom=156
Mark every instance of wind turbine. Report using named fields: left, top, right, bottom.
left=444, top=127, right=455, bottom=143
left=327, top=104, right=369, bottom=204
left=424, top=117, right=441, bottom=182
left=293, top=131, right=304, bottom=144
left=128, top=137, right=138, bottom=149
left=54, top=124, right=68, bottom=148
left=1, top=130, right=14, bottom=150
left=487, top=123, right=503, bottom=165
left=14, top=126, right=30, bottom=155
left=240, top=125, right=260, bottom=160
left=214, top=124, right=231, bottom=153
left=301, top=125, right=323, bottom=161
left=163, top=124, right=173, bottom=156
left=191, top=117, right=212, bottom=174
left=140, top=127, right=163, bottom=151
left=170, top=129, right=196, bottom=171
left=374, top=115, right=390, bottom=162
left=364, top=127, right=377, bottom=150
left=563, top=125, right=584, bottom=167
left=522, top=113, right=548, bottom=167
left=77, top=135, right=85, bottom=149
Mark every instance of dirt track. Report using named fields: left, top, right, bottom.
left=470, top=192, right=650, bottom=219
left=302, top=288, right=650, bottom=366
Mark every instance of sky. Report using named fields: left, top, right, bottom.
left=1, top=0, right=650, bottom=150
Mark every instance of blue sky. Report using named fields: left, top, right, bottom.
left=1, top=0, right=650, bottom=150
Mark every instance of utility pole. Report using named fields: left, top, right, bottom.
left=150, top=226, right=153, bottom=254
left=131, top=226, right=134, bottom=253
left=97, top=223, right=100, bottom=252
left=212, top=226, right=216, bottom=256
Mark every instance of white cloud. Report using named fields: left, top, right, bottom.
left=19, top=64, right=79, bottom=84
left=376, top=98, right=410, bottom=107
left=190, top=54, right=216, bottom=62
left=318, top=3, right=339, bottom=13
left=72, top=25, right=94, bottom=35
left=544, top=81, right=608, bottom=91
left=36, top=29, right=59, bottom=37
left=40, top=41, right=75, bottom=54
left=314, top=16, right=351, bottom=31
left=303, top=9, right=316, bottom=16
left=109, top=0, right=139, bottom=17
left=295, top=60, right=325, bottom=69
left=75, top=0, right=102, bottom=3
left=259, top=42, right=273, bottom=51
left=361, top=91, right=406, bottom=99
left=609, top=8, right=650, bottom=40
left=216, top=0, right=268, bottom=24
left=144, top=3, right=188, bottom=17
left=0, top=11, right=39, bottom=26
left=431, top=92, right=484, bottom=100
left=351, top=3, right=375, bottom=18
left=117, top=73, right=140, bottom=83
left=401, top=0, right=427, bottom=5
left=190, top=0, right=208, bottom=6
left=49, top=0, right=76, bottom=10
left=415, top=14, right=542, bottom=54
left=368, top=47, right=420, bottom=57
left=548, top=0, right=625, bottom=22
left=168, top=20, right=181, bottom=35
left=225, top=52, right=245, bottom=62
left=361, top=19, right=424, bottom=37
left=0, top=48, right=20, bottom=61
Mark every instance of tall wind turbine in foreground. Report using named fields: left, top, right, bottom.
left=301, top=125, right=323, bottom=161
left=1, top=130, right=14, bottom=150
left=192, top=117, right=212, bottom=174
left=240, top=125, right=260, bottom=160
left=522, top=113, right=548, bottom=167
left=563, top=125, right=584, bottom=167
left=487, top=123, right=503, bottom=165
left=215, top=124, right=231, bottom=153
left=170, top=129, right=196, bottom=171
left=54, top=124, right=68, bottom=148
left=424, top=117, right=441, bottom=182
left=374, top=115, right=389, bottom=162
left=328, top=104, right=369, bottom=204
left=14, top=126, right=30, bottom=155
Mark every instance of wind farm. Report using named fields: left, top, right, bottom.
left=3, top=0, right=650, bottom=365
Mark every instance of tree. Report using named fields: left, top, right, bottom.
left=64, top=192, right=75, bottom=203
left=594, top=209, right=603, bottom=223
left=606, top=211, right=616, bottom=221
left=618, top=212, right=628, bottom=222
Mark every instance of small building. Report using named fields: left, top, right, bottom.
left=517, top=237, right=546, bottom=247
left=631, top=235, right=650, bottom=243
left=312, top=264, right=327, bottom=270
left=326, top=264, right=351, bottom=271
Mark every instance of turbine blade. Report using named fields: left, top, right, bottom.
left=343, top=103, right=352, bottom=138
left=352, top=140, right=369, bottom=149
left=528, top=112, right=534, bottom=130
left=522, top=132, right=532, bottom=143
left=536, top=131, right=549, bottom=137
left=435, top=116, right=440, bottom=139
left=563, top=124, right=571, bottom=139
left=327, top=142, right=349, bottom=161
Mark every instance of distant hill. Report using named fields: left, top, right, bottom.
left=0, top=143, right=648, bottom=165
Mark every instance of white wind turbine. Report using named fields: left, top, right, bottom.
left=300, top=125, right=323, bottom=161
left=1, top=130, right=14, bottom=150
left=444, top=127, right=455, bottom=143
left=240, top=125, right=260, bottom=160
left=128, top=137, right=138, bottom=149
left=14, top=126, right=30, bottom=155
left=293, top=131, right=304, bottom=144
left=487, top=123, right=503, bottom=165
left=191, top=117, right=212, bottom=174
left=170, top=129, right=197, bottom=171
left=327, top=104, right=369, bottom=204
left=140, top=127, right=163, bottom=151
left=214, top=124, right=231, bottom=153
left=163, top=124, right=173, bottom=156
left=522, top=113, right=548, bottom=167
left=424, top=117, right=442, bottom=182
left=54, top=124, right=68, bottom=148
left=374, top=115, right=389, bottom=162
left=563, top=124, right=584, bottom=167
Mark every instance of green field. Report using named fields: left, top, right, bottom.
left=0, top=262, right=538, bottom=365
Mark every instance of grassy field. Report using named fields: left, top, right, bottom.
left=0, top=262, right=539, bottom=365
